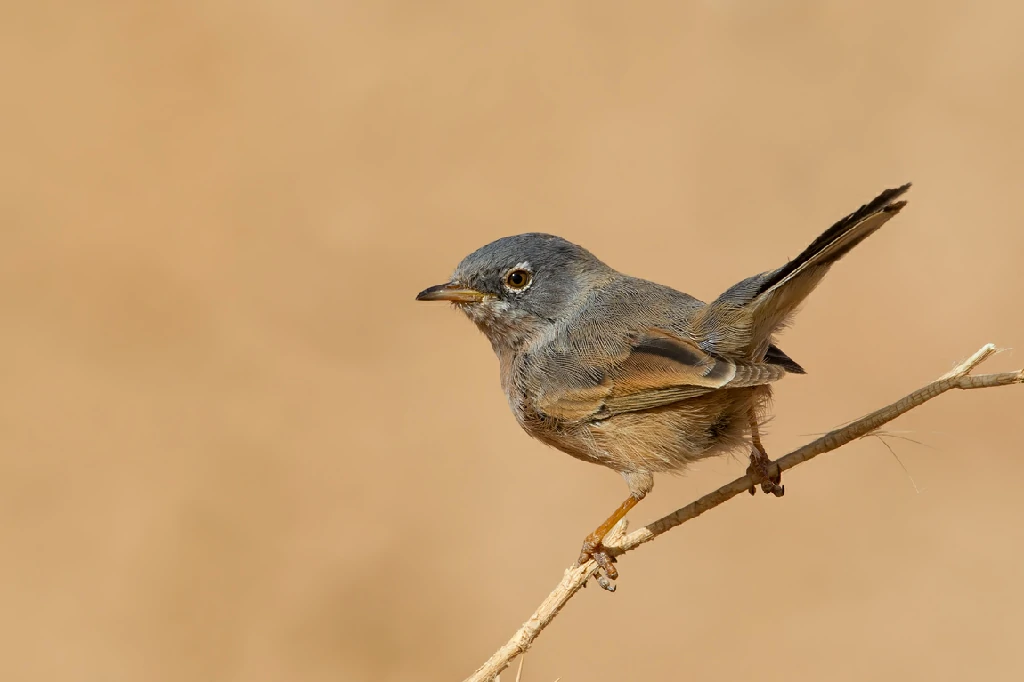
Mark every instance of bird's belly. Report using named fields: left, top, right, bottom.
left=520, top=387, right=766, bottom=474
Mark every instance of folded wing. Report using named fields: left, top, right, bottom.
left=535, top=328, right=787, bottom=422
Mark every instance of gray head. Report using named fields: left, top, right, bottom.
left=416, top=233, right=613, bottom=348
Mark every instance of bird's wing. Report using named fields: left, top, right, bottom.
left=534, top=327, right=786, bottom=422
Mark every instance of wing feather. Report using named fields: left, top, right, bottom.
left=535, top=328, right=786, bottom=422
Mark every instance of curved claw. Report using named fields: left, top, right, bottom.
left=577, top=540, right=619, bottom=592
left=594, top=569, right=616, bottom=592
left=575, top=495, right=640, bottom=591
left=747, top=448, right=785, bottom=497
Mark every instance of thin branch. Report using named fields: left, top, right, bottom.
left=464, top=344, right=1023, bottom=682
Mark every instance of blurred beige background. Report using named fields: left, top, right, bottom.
left=2, top=1, right=1023, bottom=680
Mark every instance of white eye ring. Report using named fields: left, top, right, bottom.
left=503, top=267, right=533, bottom=292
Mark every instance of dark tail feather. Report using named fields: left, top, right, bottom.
left=764, top=343, right=806, bottom=374
left=754, top=183, right=911, bottom=298
left=744, top=183, right=911, bottom=340
left=697, top=183, right=911, bottom=361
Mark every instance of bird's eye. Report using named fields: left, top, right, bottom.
left=504, top=269, right=532, bottom=290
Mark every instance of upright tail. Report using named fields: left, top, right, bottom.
left=699, top=183, right=911, bottom=359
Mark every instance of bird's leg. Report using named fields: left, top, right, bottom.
left=575, top=493, right=644, bottom=591
left=746, top=407, right=784, bottom=496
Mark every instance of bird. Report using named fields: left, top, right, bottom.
left=416, top=184, right=911, bottom=587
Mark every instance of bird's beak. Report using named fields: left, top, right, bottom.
left=415, top=282, right=489, bottom=303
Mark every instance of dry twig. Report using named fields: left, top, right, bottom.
left=464, top=344, right=1023, bottom=682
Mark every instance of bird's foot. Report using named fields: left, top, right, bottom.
left=576, top=536, right=619, bottom=592
left=747, top=447, right=784, bottom=497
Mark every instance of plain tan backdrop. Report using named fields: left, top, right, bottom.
left=2, top=1, right=1023, bottom=680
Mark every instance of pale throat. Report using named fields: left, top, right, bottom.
left=459, top=299, right=549, bottom=352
